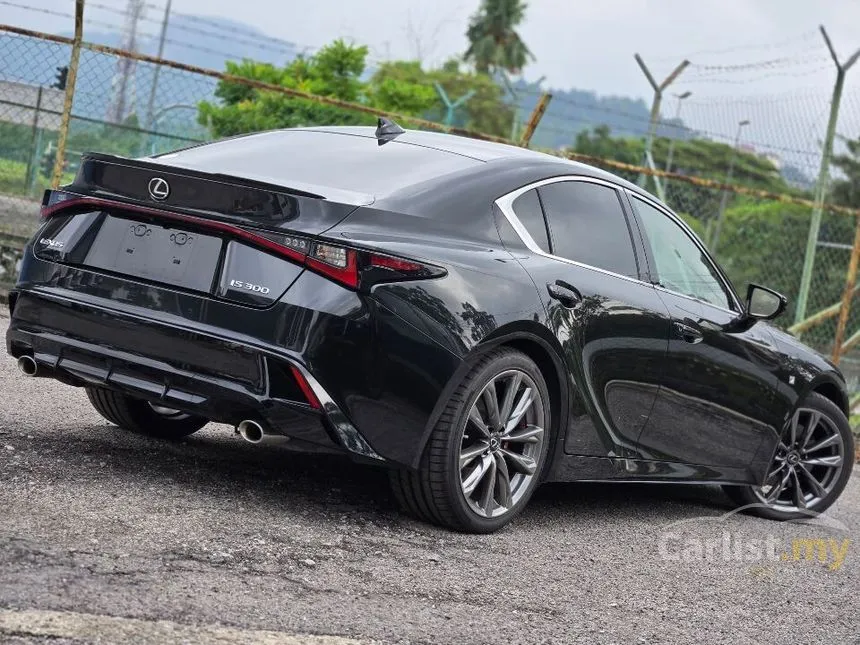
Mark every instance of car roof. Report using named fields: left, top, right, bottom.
left=152, top=126, right=649, bottom=207
left=302, top=126, right=556, bottom=162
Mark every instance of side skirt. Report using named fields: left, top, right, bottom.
left=545, top=453, right=759, bottom=485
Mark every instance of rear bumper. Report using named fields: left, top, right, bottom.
left=6, top=289, right=383, bottom=461
left=8, top=240, right=466, bottom=467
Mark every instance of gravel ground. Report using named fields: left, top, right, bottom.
left=0, top=312, right=858, bottom=645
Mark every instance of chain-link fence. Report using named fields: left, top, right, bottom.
left=2, top=19, right=860, bottom=396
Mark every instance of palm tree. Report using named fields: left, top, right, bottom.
left=464, top=0, right=533, bottom=76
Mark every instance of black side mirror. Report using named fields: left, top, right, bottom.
left=745, top=283, right=787, bottom=321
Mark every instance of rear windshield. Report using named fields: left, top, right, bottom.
left=154, top=130, right=482, bottom=200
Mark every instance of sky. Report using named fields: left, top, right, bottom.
left=5, top=0, right=860, bottom=169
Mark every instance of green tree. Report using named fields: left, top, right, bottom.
left=198, top=40, right=377, bottom=137
left=367, top=59, right=515, bottom=137
left=569, top=126, right=799, bottom=238
left=464, top=0, right=533, bottom=75
left=832, top=135, right=860, bottom=208
left=198, top=40, right=514, bottom=139
left=571, top=125, right=788, bottom=191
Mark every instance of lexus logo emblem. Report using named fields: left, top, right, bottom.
left=148, top=177, right=170, bottom=201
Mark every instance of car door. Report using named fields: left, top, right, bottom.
left=626, top=192, right=786, bottom=471
left=495, top=177, right=671, bottom=457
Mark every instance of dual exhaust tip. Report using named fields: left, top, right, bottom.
left=19, top=358, right=279, bottom=446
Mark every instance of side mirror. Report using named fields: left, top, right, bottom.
left=746, top=283, right=787, bottom=321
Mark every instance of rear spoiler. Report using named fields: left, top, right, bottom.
left=64, top=153, right=356, bottom=234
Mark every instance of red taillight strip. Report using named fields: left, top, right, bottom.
left=289, top=364, right=322, bottom=410
left=369, top=254, right=424, bottom=272
left=42, top=193, right=443, bottom=291
left=41, top=194, right=308, bottom=264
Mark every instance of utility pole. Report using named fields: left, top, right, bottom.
left=145, top=0, right=172, bottom=130
left=634, top=54, right=689, bottom=201
left=795, top=25, right=860, bottom=327
left=106, top=0, right=145, bottom=124
left=664, top=91, right=691, bottom=174
left=435, top=83, right=475, bottom=126
left=710, top=119, right=749, bottom=253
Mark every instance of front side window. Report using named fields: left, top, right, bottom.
left=538, top=181, right=639, bottom=278
left=631, top=196, right=733, bottom=310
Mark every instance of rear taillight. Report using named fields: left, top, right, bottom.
left=305, top=242, right=445, bottom=290
left=39, top=190, right=445, bottom=290
left=306, top=244, right=360, bottom=288
left=40, top=189, right=89, bottom=219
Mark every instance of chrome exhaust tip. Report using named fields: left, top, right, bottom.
left=17, top=355, right=38, bottom=377
left=237, top=419, right=265, bottom=444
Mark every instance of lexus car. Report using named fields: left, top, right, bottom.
left=6, top=120, right=854, bottom=533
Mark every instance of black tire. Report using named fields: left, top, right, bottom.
left=86, top=387, right=208, bottom=440
left=722, top=392, right=854, bottom=520
left=390, top=347, right=552, bottom=533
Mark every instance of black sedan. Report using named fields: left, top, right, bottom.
left=6, top=121, right=854, bottom=533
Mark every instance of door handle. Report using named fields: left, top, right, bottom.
left=547, top=281, right=582, bottom=308
left=673, top=321, right=703, bottom=344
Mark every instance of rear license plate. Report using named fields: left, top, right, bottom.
left=83, top=215, right=223, bottom=293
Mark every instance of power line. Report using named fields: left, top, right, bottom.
left=0, top=1, right=386, bottom=66
left=0, top=0, right=382, bottom=69
left=86, top=1, right=310, bottom=58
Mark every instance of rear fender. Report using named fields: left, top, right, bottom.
left=409, top=322, right=571, bottom=472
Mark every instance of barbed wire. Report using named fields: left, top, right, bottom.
left=647, top=29, right=821, bottom=63
left=676, top=64, right=835, bottom=86
left=687, top=51, right=831, bottom=75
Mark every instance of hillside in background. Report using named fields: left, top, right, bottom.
left=76, top=14, right=299, bottom=72
left=511, top=78, right=690, bottom=151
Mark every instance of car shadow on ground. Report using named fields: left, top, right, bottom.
left=17, top=423, right=740, bottom=529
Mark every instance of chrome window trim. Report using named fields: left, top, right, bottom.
left=624, top=189, right=743, bottom=314
left=494, top=175, right=651, bottom=288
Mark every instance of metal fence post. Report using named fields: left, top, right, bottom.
left=519, top=92, right=552, bottom=148
left=831, top=214, right=860, bottom=364
left=50, top=0, right=84, bottom=189
left=794, top=26, right=860, bottom=327
left=24, top=85, right=43, bottom=189
left=634, top=54, right=689, bottom=200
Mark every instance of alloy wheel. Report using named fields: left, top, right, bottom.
left=753, top=407, right=845, bottom=512
left=459, top=369, right=546, bottom=518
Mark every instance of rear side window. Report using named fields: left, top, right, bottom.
left=538, top=181, right=638, bottom=278
left=512, top=189, right=550, bottom=252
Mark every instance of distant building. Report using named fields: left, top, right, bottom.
left=0, top=81, right=64, bottom=130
